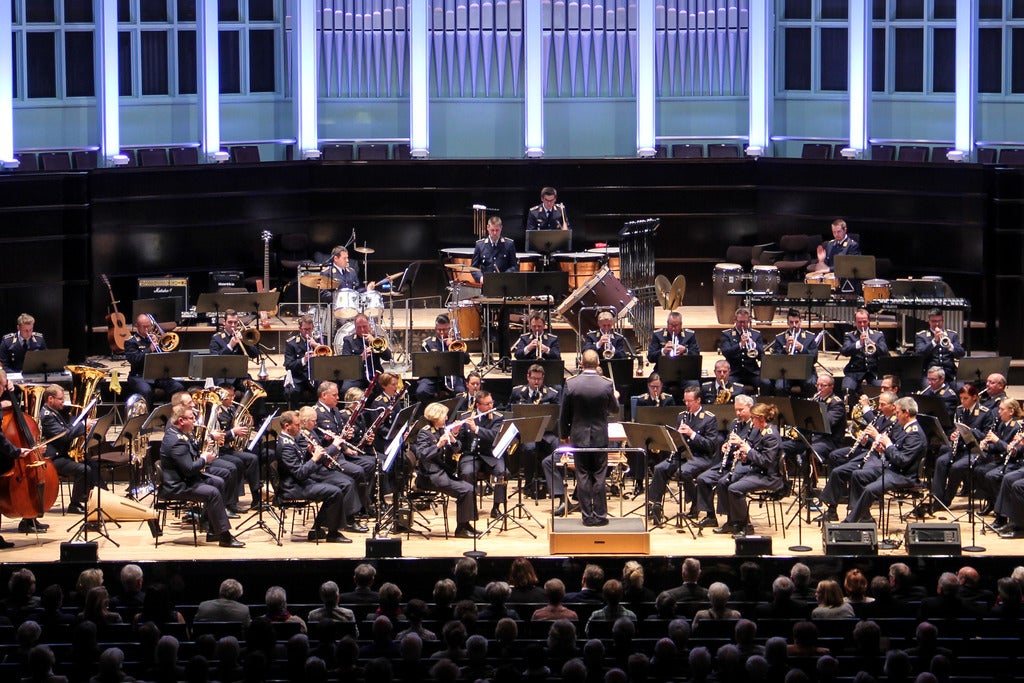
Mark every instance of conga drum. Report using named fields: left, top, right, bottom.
left=554, top=252, right=603, bottom=289
left=440, top=247, right=476, bottom=285
left=517, top=252, right=541, bottom=272
left=587, top=246, right=621, bottom=279
left=862, top=279, right=891, bottom=304
left=750, top=265, right=780, bottom=323
left=805, top=271, right=838, bottom=290
left=712, top=263, right=745, bottom=324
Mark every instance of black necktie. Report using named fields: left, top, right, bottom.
left=22, top=339, right=28, bottom=351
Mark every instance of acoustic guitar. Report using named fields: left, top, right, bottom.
left=255, top=230, right=278, bottom=328
left=101, top=274, right=131, bottom=352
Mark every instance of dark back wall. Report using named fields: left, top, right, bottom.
left=0, top=158, right=1014, bottom=360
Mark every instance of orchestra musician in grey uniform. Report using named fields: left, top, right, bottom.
left=915, top=309, right=966, bottom=384
left=844, top=397, right=926, bottom=524
left=455, top=391, right=506, bottom=519
left=840, top=308, right=888, bottom=396
left=767, top=309, right=818, bottom=396
left=0, top=313, right=46, bottom=372
left=559, top=350, right=619, bottom=527
left=695, top=395, right=755, bottom=529
left=471, top=216, right=518, bottom=281
left=582, top=312, right=629, bottom=359
left=700, top=360, right=745, bottom=405
left=412, top=402, right=481, bottom=539
left=512, top=313, right=561, bottom=361
left=527, top=187, right=568, bottom=230
left=648, top=386, right=721, bottom=525
left=713, top=403, right=785, bottom=536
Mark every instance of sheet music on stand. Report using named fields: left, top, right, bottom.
left=493, top=422, right=520, bottom=460
left=72, top=398, right=99, bottom=431
left=247, top=410, right=279, bottom=452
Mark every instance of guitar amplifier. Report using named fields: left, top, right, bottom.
left=138, top=277, right=189, bottom=307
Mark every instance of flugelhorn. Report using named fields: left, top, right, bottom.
left=146, top=314, right=180, bottom=352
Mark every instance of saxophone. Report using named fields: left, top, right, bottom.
left=715, top=387, right=732, bottom=405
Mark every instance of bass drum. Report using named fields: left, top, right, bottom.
left=333, top=322, right=356, bottom=355
left=554, top=266, right=637, bottom=334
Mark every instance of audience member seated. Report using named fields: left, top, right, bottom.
left=787, top=620, right=830, bottom=657
left=264, top=586, right=307, bottom=634
left=585, top=580, right=637, bottom=637
left=430, top=620, right=468, bottom=661
left=359, top=615, right=399, bottom=659
left=108, top=564, right=145, bottom=622
left=991, top=576, right=1024, bottom=618
left=811, top=580, right=855, bottom=619
left=756, top=576, right=812, bottom=619
left=77, top=587, right=123, bottom=630
left=917, top=572, right=982, bottom=620
left=844, top=569, right=874, bottom=605
left=307, top=581, right=358, bottom=634
left=621, top=560, right=657, bottom=607
left=193, top=578, right=251, bottom=629
left=339, top=563, right=380, bottom=604
left=531, top=578, right=579, bottom=622
left=508, top=557, right=546, bottom=603
left=858, top=575, right=911, bottom=619
left=647, top=591, right=678, bottom=622
left=133, top=583, right=187, bottom=633
left=365, top=582, right=406, bottom=628
left=429, top=579, right=456, bottom=623
left=396, top=598, right=435, bottom=641
left=692, top=582, right=741, bottom=627
left=479, top=581, right=521, bottom=621
left=667, top=557, right=709, bottom=604
left=566, top=564, right=606, bottom=603
left=453, top=557, right=487, bottom=602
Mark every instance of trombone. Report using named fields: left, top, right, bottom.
left=234, top=318, right=260, bottom=347
left=146, top=314, right=180, bottom=352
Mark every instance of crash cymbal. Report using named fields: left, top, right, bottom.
left=445, top=263, right=475, bottom=272
left=654, top=274, right=672, bottom=310
left=299, top=275, right=340, bottom=290
left=354, top=246, right=375, bottom=254
left=669, top=275, right=687, bottom=310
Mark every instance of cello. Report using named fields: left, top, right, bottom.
left=0, top=385, right=59, bottom=521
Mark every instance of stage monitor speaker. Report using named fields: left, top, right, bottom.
left=823, top=522, right=877, bottom=556
left=138, top=277, right=189, bottom=308
left=365, top=537, right=402, bottom=558
left=60, top=541, right=98, bottom=562
left=905, top=523, right=961, bottom=556
left=735, top=535, right=772, bottom=556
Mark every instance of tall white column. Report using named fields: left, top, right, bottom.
left=96, top=0, right=125, bottom=166
left=845, top=0, right=871, bottom=158
left=635, top=0, right=656, bottom=157
left=409, top=0, right=429, bottom=157
left=524, top=0, right=543, bottom=157
left=198, top=0, right=224, bottom=161
left=952, top=0, right=976, bottom=160
left=293, top=1, right=319, bottom=158
left=746, top=1, right=772, bottom=156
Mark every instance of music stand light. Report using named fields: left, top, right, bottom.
left=21, top=349, right=70, bottom=381
left=310, top=355, right=361, bottom=383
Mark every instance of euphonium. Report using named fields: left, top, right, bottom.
left=65, top=365, right=109, bottom=462
left=231, top=380, right=266, bottom=450
left=198, top=389, right=224, bottom=458
left=147, top=314, right=180, bottom=352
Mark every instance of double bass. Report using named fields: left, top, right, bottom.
left=0, top=387, right=59, bottom=521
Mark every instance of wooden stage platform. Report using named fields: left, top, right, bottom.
left=0, top=482, right=1014, bottom=563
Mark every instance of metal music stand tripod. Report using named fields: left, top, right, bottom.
left=487, top=417, right=548, bottom=536
left=68, top=401, right=120, bottom=546
left=374, top=403, right=421, bottom=537
left=621, top=421, right=697, bottom=537
left=236, top=410, right=281, bottom=544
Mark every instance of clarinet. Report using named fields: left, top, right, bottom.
left=1000, top=429, right=1024, bottom=475
left=357, top=387, right=407, bottom=449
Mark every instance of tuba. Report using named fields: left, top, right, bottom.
left=66, top=365, right=109, bottom=462
left=231, top=380, right=266, bottom=450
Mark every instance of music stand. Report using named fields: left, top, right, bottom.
left=620, top=421, right=696, bottom=537
left=707, top=404, right=738, bottom=433
left=915, top=395, right=954, bottom=431
left=310, top=356, right=361, bottom=384
left=877, top=355, right=924, bottom=389
left=511, top=360, right=565, bottom=388
left=758, top=397, right=798, bottom=429
left=69, top=404, right=121, bottom=546
left=635, top=406, right=685, bottom=427
left=223, top=291, right=281, bottom=318
left=132, top=297, right=181, bottom=327
left=412, top=352, right=464, bottom=381
left=236, top=409, right=281, bottom=544
left=957, top=356, right=1011, bottom=386
left=142, top=352, right=190, bottom=382
left=761, top=355, right=814, bottom=385
left=526, top=229, right=573, bottom=256
left=191, top=355, right=248, bottom=383
left=486, top=419, right=544, bottom=536
left=890, top=279, right=944, bottom=298
left=21, top=349, right=70, bottom=381
left=786, top=283, right=832, bottom=301
left=655, top=356, right=701, bottom=398
left=196, top=292, right=251, bottom=320
left=482, top=272, right=528, bottom=299
left=834, top=255, right=876, bottom=282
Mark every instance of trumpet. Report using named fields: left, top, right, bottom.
left=597, top=332, right=615, bottom=359
left=860, top=329, right=877, bottom=355
left=741, top=332, right=759, bottom=358
left=668, top=333, right=681, bottom=358
left=146, top=314, right=180, bottom=352
left=936, top=329, right=953, bottom=350
left=534, top=333, right=544, bottom=359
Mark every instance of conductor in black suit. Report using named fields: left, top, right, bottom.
left=559, top=349, right=619, bottom=527
left=527, top=186, right=568, bottom=230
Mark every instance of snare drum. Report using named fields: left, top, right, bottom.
left=555, top=252, right=603, bottom=289
left=862, top=278, right=891, bottom=304
left=450, top=303, right=482, bottom=340
left=333, top=288, right=361, bottom=319
left=440, top=247, right=477, bottom=285
left=750, top=265, right=780, bottom=322
left=554, top=266, right=637, bottom=334
left=712, top=263, right=745, bottom=324
left=587, top=246, right=621, bottom=279
left=361, top=290, right=384, bottom=317
left=517, top=252, right=541, bottom=272
left=805, top=271, right=838, bottom=290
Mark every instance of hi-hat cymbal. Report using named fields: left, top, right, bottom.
left=445, top=263, right=475, bottom=272
left=354, top=246, right=375, bottom=254
left=300, top=275, right=340, bottom=290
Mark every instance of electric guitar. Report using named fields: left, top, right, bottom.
left=101, top=274, right=131, bottom=352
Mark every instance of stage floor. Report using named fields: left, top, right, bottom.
left=2, top=484, right=1011, bottom=562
